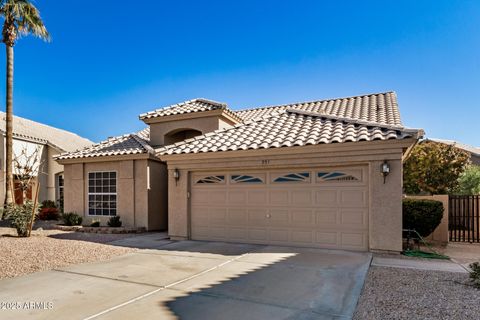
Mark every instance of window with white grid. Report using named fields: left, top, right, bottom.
left=88, top=171, right=117, bottom=216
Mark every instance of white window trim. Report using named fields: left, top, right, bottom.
left=87, top=170, right=118, bottom=216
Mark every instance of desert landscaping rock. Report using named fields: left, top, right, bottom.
left=354, top=266, right=480, bottom=320
left=0, top=227, right=136, bottom=280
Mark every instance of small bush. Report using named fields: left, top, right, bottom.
left=4, top=200, right=40, bottom=237
left=469, top=262, right=480, bottom=288
left=41, top=200, right=57, bottom=209
left=38, top=207, right=60, bottom=220
left=62, top=212, right=83, bottom=226
left=403, top=199, right=444, bottom=237
left=90, top=220, right=100, bottom=227
left=107, top=216, right=122, bottom=227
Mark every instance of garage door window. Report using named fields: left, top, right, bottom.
left=317, top=171, right=359, bottom=182
left=196, top=175, right=225, bottom=184
left=273, top=172, right=310, bottom=183
left=231, top=174, right=264, bottom=184
left=88, top=171, right=117, bottom=216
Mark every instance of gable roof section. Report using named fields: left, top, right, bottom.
left=157, top=109, right=422, bottom=156
left=0, top=112, right=93, bottom=152
left=138, top=98, right=241, bottom=121
left=235, top=92, right=402, bottom=126
left=427, top=138, right=480, bottom=156
left=55, top=128, right=154, bottom=160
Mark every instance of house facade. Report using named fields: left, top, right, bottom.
left=0, top=112, right=93, bottom=205
left=56, top=92, right=423, bottom=252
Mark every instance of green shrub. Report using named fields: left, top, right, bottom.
left=107, top=216, right=122, bottom=227
left=41, top=200, right=57, bottom=209
left=4, top=200, right=39, bottom=237
left=90, top=220, right=100, bottom=227
left=403, top=199, right=444, bottom=237
left=469, top=262, right=480, bottom=288
left=62, top=212, right=83, bottom=226
left=457, top=166, right=480, bottom=195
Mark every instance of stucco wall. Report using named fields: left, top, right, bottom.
left=150, top=116, right=222, bottom=146
left=163, top=140, right=412, bottom=251
left=63, top=158, right=167, bottom=230
left=46, top=147, right=64, bottom=202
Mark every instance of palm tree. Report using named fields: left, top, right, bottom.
left=0, top=0, right=49, bottom=205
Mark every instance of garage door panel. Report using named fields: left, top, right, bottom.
left=209, top=208, right=227, bottom=224
left=291, top=230, right=314, bottom=243
left=315, top=231, right=338, bottom=245
left=340, top=208, right=367, bottom=226
left=315, top=190, right=338, bottom=206
left=315, top=208, right=338, bottom=225
left=249, top=228, right=268, bottom=241
left=340, top=190, right=367, bottom=206
left=291, top=190, right=313, bottom=206
left=291, top=209, right=314, bottom=225
left=228, top=190, right=246, bottom=204
left=209, top=190, right=227, bottom=204
left=191, top=190, right=210, bottom=205
left=269, top=209, right=290, bottom=227
left=340, top=232, right=366, bottom=249
left=191, top=167, right=369, bottom=251
left=270, top=190, right=289, bottom=205
left=248, top=190, right=267, bottom=204
left=228, top=228, right=248, bottom=241
left=269, top=229, right=289, bottom=242
left=228, top=208, right=248, bottom=225
left=248, top=208, right=268, bottom=226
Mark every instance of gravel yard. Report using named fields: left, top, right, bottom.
left=0, top=227, right=137, bottom=280
left=354, top=266, right=480, bottom=320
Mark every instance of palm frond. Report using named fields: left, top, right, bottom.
left=0, top=0, right=50, bottom=42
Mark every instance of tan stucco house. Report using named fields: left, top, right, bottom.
left=55, top=92, right=423, bottom=252
left=0, top=112, right=93, bottom=204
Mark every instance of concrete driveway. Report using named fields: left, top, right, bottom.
left=0, top=239, right=371, bottom=320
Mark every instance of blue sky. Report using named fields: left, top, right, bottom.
left=1, top=0, right=479, bottom=145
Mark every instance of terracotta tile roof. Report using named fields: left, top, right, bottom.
left=235, top=92, right=402, bottom=126
left=0, top=112, right=93, bottom=152
left=139, top=98, right=226, bottom=120
left=157, top=109, right=422, bottom=155
left=55, top=128, right=154, bottom=160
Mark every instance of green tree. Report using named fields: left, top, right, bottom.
left=404, top=141, right=470, bottom=195
left=1, top=0, right=49, bottom=205
left=457, top=165, right=480, bottom=195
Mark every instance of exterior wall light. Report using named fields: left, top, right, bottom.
left=173, top=168, right=180, bottom=186
left=381, top=160, right=390, bottom=184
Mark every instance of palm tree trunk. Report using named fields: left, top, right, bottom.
left=5, top=44, right=14, bottom=205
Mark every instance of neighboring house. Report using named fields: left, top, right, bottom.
left=427, top=138, right=480, bottom=165
left=55, top=92, right=423, bottom=252
left=0, top=112, right=93, bottom=205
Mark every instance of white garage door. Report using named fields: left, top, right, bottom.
left=190, top=167, right=369, bottom=251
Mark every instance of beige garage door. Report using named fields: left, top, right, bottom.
left=190, top=167, right=369, bottom=251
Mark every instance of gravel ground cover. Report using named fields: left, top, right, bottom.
left=354, top=266, right=480, bottom=320
left=0, top=227, right=137, bottom=279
